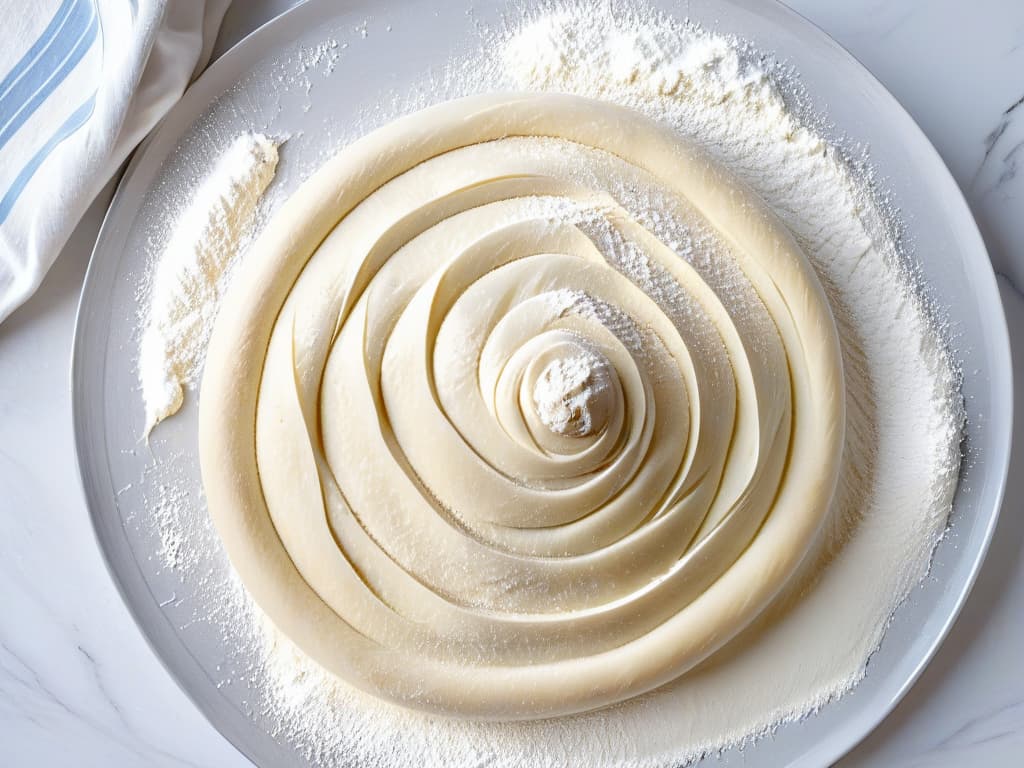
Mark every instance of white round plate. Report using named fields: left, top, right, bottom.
left=72, top=1, right=1012, bottom=765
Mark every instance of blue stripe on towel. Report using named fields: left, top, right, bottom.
left=0, top=0, right=98, bottom=151
left=0, top=92, right=96, bottom=226
left=0, top=0, right=77, bottom=102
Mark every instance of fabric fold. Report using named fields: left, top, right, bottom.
left=0, top=0, right=232, bottom=323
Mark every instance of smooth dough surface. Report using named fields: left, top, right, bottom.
left=198, top=93, right=845, bottom=720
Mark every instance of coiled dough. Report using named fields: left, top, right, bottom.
left=199, top=93, right=845, bottom=720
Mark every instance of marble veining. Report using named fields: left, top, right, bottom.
left=928, top=700, right=1024, bottom=753
left=973, top=93, right=1024, bottom=198
left=0, top=1, right=1021, bottom=766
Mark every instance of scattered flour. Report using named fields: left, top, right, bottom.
left=299, top=39, right=341, bottom=75
left=138, top=133, right=278, bottom=436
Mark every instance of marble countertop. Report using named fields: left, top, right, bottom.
left=1, top=0, right=1021, bottom=765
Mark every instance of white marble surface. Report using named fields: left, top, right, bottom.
left=0, top=0, right=1021, bottom=765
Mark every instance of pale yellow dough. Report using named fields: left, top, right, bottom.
left=198, top=93, right=845, bottom=720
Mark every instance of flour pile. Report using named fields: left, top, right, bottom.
left=138, top=132, right=278, bottom=436
left=530, top=346, right=614, bottom=436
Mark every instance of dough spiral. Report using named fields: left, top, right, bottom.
left=199, top=93, right=845, bottom=719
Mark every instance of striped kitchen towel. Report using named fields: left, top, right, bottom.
left=0, top=0, right=231, bottom=323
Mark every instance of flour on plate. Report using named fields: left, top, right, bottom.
left=138, top=132, right=278, bottom=436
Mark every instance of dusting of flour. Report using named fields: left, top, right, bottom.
left=141, top=3, right=965, bottom=767
left=533, top=351, right=611, bottom=436
left=138, top=133, right=278, bottom=436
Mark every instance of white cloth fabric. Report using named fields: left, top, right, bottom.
left=0, top=0, right=231, bottom=323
